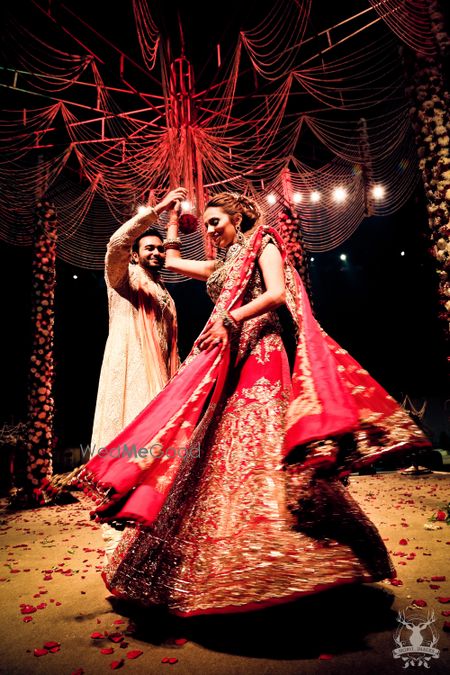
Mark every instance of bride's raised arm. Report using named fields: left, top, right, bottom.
left=164, top=208, right=217, bottom=281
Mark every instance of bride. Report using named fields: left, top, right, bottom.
left=81, top=191, right=428, bottom=616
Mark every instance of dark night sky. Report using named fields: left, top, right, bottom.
left=1, top=0, right=449, bottom=451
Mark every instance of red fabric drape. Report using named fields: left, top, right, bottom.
left=81, top=225, right=429, bottom=525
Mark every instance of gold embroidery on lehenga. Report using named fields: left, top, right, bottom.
left=349, top=407, right=427, bottom=467
left=99, top=226, right=403, bottom=615
left=103, top=358, right=394, bottom=610
left=104, top=371, right=394, bottom=613
left=253, top=332, right=283, bottom=364
left=285, top=333, right=323, bottom=428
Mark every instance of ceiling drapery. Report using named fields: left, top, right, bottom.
left=0, top=0, right=439, bottom=278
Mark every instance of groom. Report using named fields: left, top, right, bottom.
left=90, top=187, right=187, bottom=457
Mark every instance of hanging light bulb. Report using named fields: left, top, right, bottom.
left=371, top=185, right=385, bottom=200
left=340, top=253, right=347, bottom=262
left=181, top=200, right=192, bottom=212
left=267, top=193, right=277, bottom=205
left=293, top=192, right=302, bottom=203
left=333, top=187, right=347, bottom=203
left=310, top=191, right=321, bottom=203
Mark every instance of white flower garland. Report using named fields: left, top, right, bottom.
left=404, top=1, right=450, bottom=331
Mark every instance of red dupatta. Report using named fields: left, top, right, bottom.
left=81, top=225, right=429, bottom=524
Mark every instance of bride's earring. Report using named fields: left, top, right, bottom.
left=235, top=222, right=246, bottom=245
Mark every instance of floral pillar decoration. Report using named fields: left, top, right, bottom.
left=403, top=0, right=450, bottom=340
left=25, top=198, right=57, bottom=503
left=278, top=208, right=313, bottom=300
left=278, top=167, right=313, bottom=297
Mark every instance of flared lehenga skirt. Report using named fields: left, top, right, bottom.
left=101, top=330, right=394, bottom=616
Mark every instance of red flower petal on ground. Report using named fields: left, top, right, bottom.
left=126, top=650, right=143, bottom=659
left=161, top=657, right=169, bottom=663
left=21, top=605, right=37, bottom=614
left=23, top=616, right=33, bottom=623
left=119, top=642, right=129, bottom=649
left=36, top=603, right=47, bottom=610
left=441, top=610, right=450, bottom=616
left=174, top=638, right=187, bottom=646
left=108, top=633, right=124, bottom=643
left=110, top=659, right=124, bottom=669
left=100, top=648, right=114, bottom=655
left=390, top=579, right=403, bottom=586
left=71, top=670, right=84, bottom=675
left=49, top=647, right=60, bottom=653
left=431, top=576, right=446, bottom=582
left=168, top=658, right=178, bottom=664
left=43, top=641, right=60, bottom=649
left=33, top=648, right=48, bottom=657
left=90, top=632, right=105, bottom=639
left=318, top=654, right=333, bottom=660
left=412, top=599, right=427, bottom=607
left=114, top=619, right=125, bottom=625
left=437, top=597, right=450, bottom=603
left=399, top=539, right=408, bottom=545
left=430, top=584, right=440, bottom=589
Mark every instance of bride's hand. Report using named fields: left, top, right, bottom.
left=155, top=187, right=187, bottom=213
left=167, top=200, right=181, bottom=225
left=198, top=319, right=229, bottom=351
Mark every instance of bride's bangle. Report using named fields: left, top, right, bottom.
left=219, top=308, right=239, bottom=330
left=163, top=237, right=182, bottom=251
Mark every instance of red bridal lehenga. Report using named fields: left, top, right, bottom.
left=81, top=225, right=429, bottom=616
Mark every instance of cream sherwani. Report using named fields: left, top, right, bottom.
left=90, top=209, right=179, bottom=455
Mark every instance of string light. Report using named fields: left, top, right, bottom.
left=293, top=192, right=302, bottom=203
left=181, top=200, right=192, bottom=212
left=73, top=274, right=78, bottom=279
left=267, top=193, right=277, bottom=205
left=400, top=251, right=405, bottom=256
left=340, top=253, right=347, bottom=261
left=333, top=187, right=347, bottom=203
left=310, top=191, right=321, bottom=203
left=371, top=185, right=385, bottom=200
